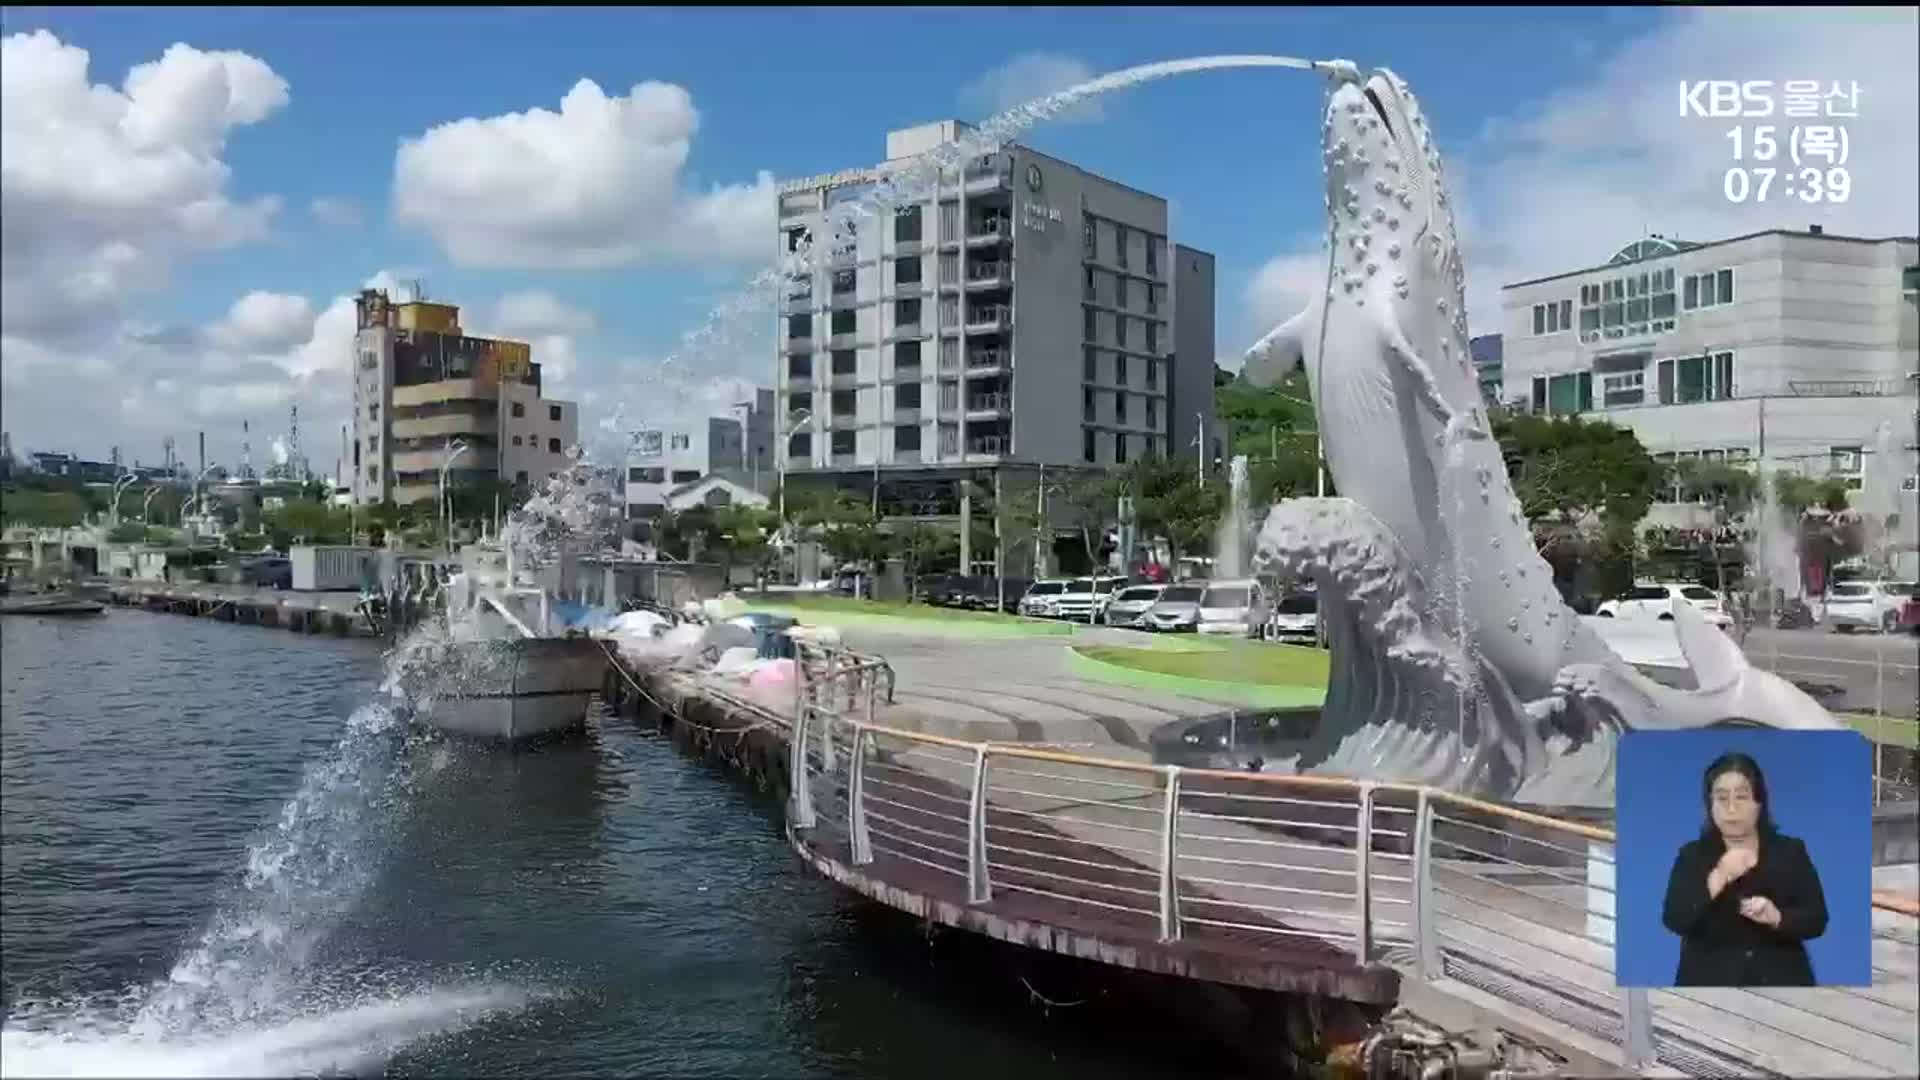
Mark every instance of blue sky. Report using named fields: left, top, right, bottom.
left=2, top=6, right=1914, bottom=465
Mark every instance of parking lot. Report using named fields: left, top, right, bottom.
left=1742, top=626, right=1919, bottom=720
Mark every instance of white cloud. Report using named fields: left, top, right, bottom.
left=206, top=290, right=316, bottom=353
left=0, top=31, right=288, bottom=346
left=308, top=196, right=363, bottom=228
left=489, top=290, right=597, bottom=338
left=960, top=52, right=1104, bottom=124
left=391, top=78, right=776, bottom=269
left=1232, top=7, right=1918, bottom=351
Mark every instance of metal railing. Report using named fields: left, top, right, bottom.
left=777, top=646, right=1920, bottom=1078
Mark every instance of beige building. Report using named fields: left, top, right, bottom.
left=351, top=289, right=579, bottom=506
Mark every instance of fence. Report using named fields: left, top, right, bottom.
left=780, top=643, right=1920, bottom=1077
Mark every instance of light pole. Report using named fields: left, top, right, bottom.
left=140, top=486, right=162, bottom=523
left=185, top=464, right=221, bottom=533
left=778, top=408, right=812, bottom=586
left=110, top=472, right=139, bottom=526
left=439, top=439, right=470, bottom=555
left=731, top=400, right=756, bottom=491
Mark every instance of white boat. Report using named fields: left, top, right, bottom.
left=400, top=547, right=609, bottom=742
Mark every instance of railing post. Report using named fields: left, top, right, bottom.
left=848, top=726, right=873, bottom=865
left=966, top=746, right=992, bottom=904
left=1158, top=766, right=1183, bottom=942
left=1413, top=789, right=1440, bottom=980
left=1623, top=987, right=1654, bottom=1069
left=790, top=703, right=816, bottom=829
left=1353, top=782, right=1375, bottom=964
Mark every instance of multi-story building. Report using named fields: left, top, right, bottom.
left=623, top=390, right=774, bottom=516
left=351, top=289, right=578, bottom=506
left=1500, top=228, right=1917, bottom=480
left=773, top=121, right=1215, bottom=549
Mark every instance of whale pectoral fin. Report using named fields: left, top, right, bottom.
left=1671, top=598, right=1746, bottom=693
left=1378, top=319, right=1460, bottom=429
left=1243, top=308, right=1312, bottom=388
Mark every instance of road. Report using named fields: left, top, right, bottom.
left=1742, top=627, right=1919, bottom=720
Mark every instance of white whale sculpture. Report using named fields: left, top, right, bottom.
left=1241, top=65, right=1839, bottom=807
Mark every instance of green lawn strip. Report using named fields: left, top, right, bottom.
left=752, top=592, right=1029, bottom=624
left=1839, top=711, right=1920, bottom=750
left=1067, top=643, right=1329, bottom=708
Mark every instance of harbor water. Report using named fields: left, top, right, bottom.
left=1, top=610, right=1245, bottom=1078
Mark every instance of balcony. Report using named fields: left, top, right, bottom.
left=963, top=305, right=1012, bottom=333
left=784, top=335, right=814, bottom=354
left=828, top=370, right=860, bottom=389
left=891, top=362, right=923, bottom=383
left=963, top=159, right=1012, bottom=195
left=783, top=287, right=813, bottom=315
left=966, top=347, right=1007, bottom=372
left=830, top=452, right=858, bottom=468
left=893, top=447, right=923, bottom=465
left=965, top=393, right=1009, bottom=417
left=828, top=330, right=861, bottom=350
left=965, top=216, right=1011, bottom=245
left=966, top=435, right=1007, bottom=456
left=827, top=410, right=860, bottom=428
left=786, top=373, right=813, bottom=392
left=965, top=260, right=1011, bottom=289
left=885, top=319, right=925, bottom=341
left=893, top=407, right=921, bottom=425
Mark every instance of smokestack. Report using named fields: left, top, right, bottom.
left=198, top=431, right=205, bottom=480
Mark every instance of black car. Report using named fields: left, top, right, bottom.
left=240, top=555, right=292, bottom=590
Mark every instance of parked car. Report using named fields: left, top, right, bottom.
left=1103, top=584, right=1166, bottom=628
left=1018, top=579, right=1069, bottom=618
left=1265, top=591, right=1320, bottom=644
left=1824, top=580, right=1917, bottom=634
left=239, top=555, right=292, bottom=590
left=1144, top=584, right=1207, bottom=632
left=1595, top=583, right=1732, bottom=630
left=1196, top=578, right=1272, bottom=637
left=1053, top=575, right=1128, bottom=622
left=1901, top=593, right=1920, bottom=636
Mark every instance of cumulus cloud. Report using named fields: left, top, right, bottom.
left=1234, top=7, right=1918, bottom=352
left=960, top=51, right=1104, bottom=124
left=206, top=290, right=316, bottom=353
left=308, top=196, right=363, bottom=228
left=392, top=78, right=776, bottom=270
left=0, top=31, right=288, bottom=346
left=489, top=290, right=598, bottom=338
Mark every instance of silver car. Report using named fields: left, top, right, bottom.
left=1103, top=584, right=1165, bottom=627
left=1144, top=584, right=1206, bottom=632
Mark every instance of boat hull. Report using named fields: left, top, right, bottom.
left=409, top=636, right=609, bottom=743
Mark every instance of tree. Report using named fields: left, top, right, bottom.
left=263, top=501, right=352, bottom=549
left=0, top=489, right=90, bottom=528
left=814, top=493, right=892, bottom=567
left=1494, top=414, right=1663, bottom=535
left=1671, top=459, right=1759, bottom=517
left=894, top=523, right=957, bottom=593
left=1110, top=454, right=1226, bottom=568
left=710, top=503, right=780, bottom=579
left=1216, top=365, right=1325, bottom=503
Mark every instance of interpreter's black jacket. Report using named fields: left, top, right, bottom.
left=1660, top=830, right=1828, bottom=987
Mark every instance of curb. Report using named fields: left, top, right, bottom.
left=744, top=604, right=1075, bottom=639
left=1064, top=645, right=1327, bottom=708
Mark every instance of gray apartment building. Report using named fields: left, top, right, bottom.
left=1499, top=227, right=1918, bottom=566
left=773, top=120, right=1216, bottom=567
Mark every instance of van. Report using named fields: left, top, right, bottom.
left=1195, top=578, right=1271, bottom=637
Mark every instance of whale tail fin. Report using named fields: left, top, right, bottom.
left=1670, top=599, right=1746, bottom=693
left=1244, top=307, right=1314, bottom=388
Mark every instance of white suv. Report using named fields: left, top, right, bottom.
left=1825, top=581, right=1916, bottom=634
left=1596, top=583, right=1732, bottom=630
left=1018, top=579, right=1068, bottom=617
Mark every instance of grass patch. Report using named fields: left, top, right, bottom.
left=1075, top=640, right=1332, bottom=688
left=752, top=591, right=1030, bottom=623
left=1842, top=711, right=1920, bottom=750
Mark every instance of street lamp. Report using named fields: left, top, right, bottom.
left=731, top=400, right=757, bottom=491
left=439, top=439, right=470, bottom=555
left=110, top=471, right=139, bottom=525
left=188, top=464, right=221, bottom=530
left=140, top=486, right=162, bottom=523
left=778, top=408, right=812, bottom=583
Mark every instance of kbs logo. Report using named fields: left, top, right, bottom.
left=1679, top=81, right=1775, bottom=118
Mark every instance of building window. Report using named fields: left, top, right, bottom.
left=788, top=355, right=811, bottom=380
left=1083, top=217, right=1097, bottom=259
left=1146, top=398, right=1158, bottom=429
left=831, top=389, right=855, bottom=416
left=895, top=256, right=922, bottom=287
left=1114, top=432, right=1128, bottom=463
left=1084, top=347, right=1097, bottom=381
left=1084, top=307, right=1097, bottom=341
left=1115, top=353, right=1128, bottom=385
left=1114, top=224, right=1128, bottom=268
left=831, top=431, right=855, bottom=457
left=671, top=434, right=691, bottom=450
left=1656, top=351, right=1735, bottom=404
left=831, top=309, right=855, bottom=335
left=939, top=200, right=959, bottom=241
left=1829, top=445, right=1865, bottom=489
left=1084, top=267, right=1096, bottom=301
left=895, top=424, right=921, bottom=452
left=938, top=381, right=958, bottom=411
left=1145, top=322, right=1158, bottom=354
left=1084, top=427, right=1097, bottom=463
left=895, top=298, right=921, bottom=327
left=670, top=469, right=701, bottom=484
left=512, top=435, right=524, bottom=446
left=1115, top=275, right=1128, bottom=309
left=516, top=470, right=529, bottom=484
left=939, top=296, right=959, bottom=325
left=1531, top=372, right=1592, bottom=416
left=1145, top=358, right=1157, bottom=389
left=368, top=402, right=379, bottom=419
left=549, top=404, right=562, bottom=422
left=1115, top=390, right=1129, bottom=424
left=548, top=437, right=562, bottom=453
left=788, top=314, right=811, bottom=339
left=894, top=339, right=921, bottom=372
left=1083, top=387, right=1095, bottom=422
left=628, top=466, right=664, bottom=483
left=894, top=204, right=922, bottom=244
left=895, top=382, right=921, bottom=410
left=789, top=391, right=812, bottom=416
left=789, top=432, right=811, bottom=457
left=1146, top=237, right=1159, bottom=277
left=1146, top=435, right=1157, bottom=457
left=1146, top=284, right=1158, bottom=314
left=832, top=350, right=856, bottom=375
left=939, top=251, right=959, bottom=284
left=1115, top=313, right=1128, bottom=348
left=1599, top=371, right=1645, bottom=408
left=511, top=402, right=526, bottom=418
left=787, top=227, right=809, bottom=253
left=832, top=268, right=855, bottom=295
left=1532, top=299, right=1572, bottom=335
left=1683, top=268, right=1735, bottom=310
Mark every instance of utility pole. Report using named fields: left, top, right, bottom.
left=1034, top=463, right=1046, bottom=579
left=994, top=467, right=1005, bottom=613
left=1196, top=412, right=1206, bottom=483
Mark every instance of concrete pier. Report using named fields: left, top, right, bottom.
left=106, top=581, right=378, bottom=637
